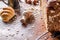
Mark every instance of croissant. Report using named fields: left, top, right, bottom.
left=20, top=11, right=35, bottom=27
left=25, top=0, right=32, bottom=4
left=25, top=0, right=39, bottom=5
left=33, top=0, right=39, bottom=5
left=0, top=7, right=15, bottom=22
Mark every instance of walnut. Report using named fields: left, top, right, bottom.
left=0, top=7, right=15, bottom=22
left=20, top=11, right=35, bottom=27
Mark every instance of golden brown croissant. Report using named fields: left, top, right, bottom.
left=25, top=0, right=32, bottom=4
left=33, top=0, right=39, bottom=5
left=0, top=7, right=15, bottom=22
left=25, top=0, right=39, bottom=5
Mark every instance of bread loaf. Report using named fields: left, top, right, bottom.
left=47, top=0, right=60, bottom=39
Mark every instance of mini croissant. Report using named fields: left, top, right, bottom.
left=0, top=7, right=15, bottom=22
left=25, top=0, right=32, bottom=4
left=33, top=0, right=39, bottom=5
left=25, top=0, right=39, bottom=5
left=20, top=11, right=35, bottom=27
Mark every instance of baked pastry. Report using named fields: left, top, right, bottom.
left=33, top=0, right=39, bottom=5
left=0, top=7, right=15, bottom=22
left=20, top=11, right=35, bottom=27
left=47, top=0, right=60, bottom=39
left=25, top=0, right=39, bottom=5
left=25, top=0, right=32, bottom=4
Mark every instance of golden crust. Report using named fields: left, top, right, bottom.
left=3, top=7, right=15, bottom=14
